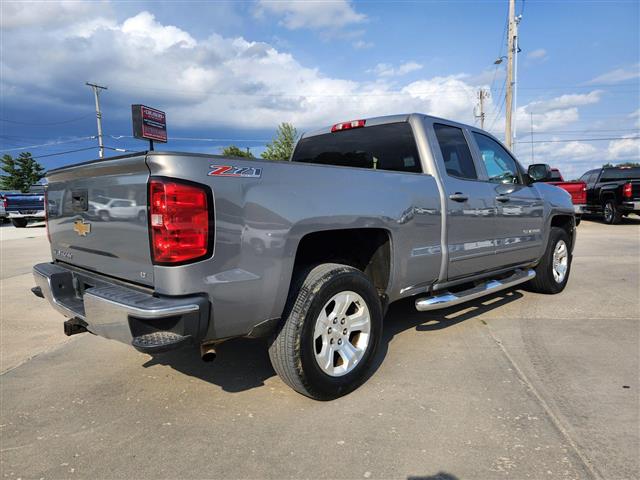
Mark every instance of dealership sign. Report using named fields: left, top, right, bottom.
left=132, top=104, right=167, bottom=143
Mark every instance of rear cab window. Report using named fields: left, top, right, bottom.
left=433, top=124, right=478, bottom=180
left=600, top=168, right=640, bottom=181
left=291, top=122, right=422, bottom=173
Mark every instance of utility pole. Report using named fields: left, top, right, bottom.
left=476, top=89, right=490, bottom=129
left=86, top=82, right=107, bottom=158
left=504, top=0, right=521, bottom=151
left=530, top=111, right=535, bottom=162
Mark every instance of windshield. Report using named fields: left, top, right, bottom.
left=292, top=122, right=422, bottom=173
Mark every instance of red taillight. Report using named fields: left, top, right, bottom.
left=44, top=190, right=51, bottom=243
left=574, top=185, right=587, bottom=204
left=149, top=179, right=211, bottom=264
left=623, top=182, right=633, bottom=199
left=331, top=119, right=366, bottom=132
left=1, top=196, right=6, bottom=209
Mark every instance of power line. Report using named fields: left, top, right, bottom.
left=30, top=146, right=134, bottom=160
left=0, top=114, right=93, bottom=126
left=0, top=136, right=95, bottom=153
left=110, top=135, right=270, bottom=143
left=515, top=136, right=639, bottom=144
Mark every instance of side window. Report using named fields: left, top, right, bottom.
left=473, top=133, right=521, bottom=184
left=433, top=124, right=477, bottom=180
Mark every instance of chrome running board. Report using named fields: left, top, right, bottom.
left=415, top=269, right=535, bottom=312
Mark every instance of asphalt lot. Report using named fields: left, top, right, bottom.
left=1, top=217, right=638, bottom=479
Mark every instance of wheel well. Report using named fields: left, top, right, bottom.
left=550, top=215, right=574, bottom=238
left=600, top=191, right=615, bottom=201
left=292, top=228, right=391, bottom=295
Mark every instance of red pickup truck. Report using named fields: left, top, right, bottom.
left=545, top=168, right=587, bottom=225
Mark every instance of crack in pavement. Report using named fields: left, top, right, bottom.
left=480, top=319, right=604, bottom=480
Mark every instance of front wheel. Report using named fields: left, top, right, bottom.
left=11, top=218, right=28, bottom=228
left=269, top=263, right=382, bottom=400
left=527, top=227, right=572, bottom=294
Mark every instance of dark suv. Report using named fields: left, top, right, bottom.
left=579, top=167, right=640, bottom=224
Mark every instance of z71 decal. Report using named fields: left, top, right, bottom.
left=208, top=165, right=262, bottom=178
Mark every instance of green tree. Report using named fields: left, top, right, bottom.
left=221, top=145, right=254, bottom=158
left=0, top=152, right=45, bottom=192
left=602, top=161, right=640, bottom=168
left=261, top=123, right=298, bottom=161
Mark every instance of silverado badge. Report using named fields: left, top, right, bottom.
left=73, top=219, right=91, bottom=237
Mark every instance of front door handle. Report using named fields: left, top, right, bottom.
left=449, top=193, right=468, bottom=203
left=496, top=195, right=510, bottom=203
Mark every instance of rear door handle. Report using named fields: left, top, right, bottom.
left=449, top=193, right=468, bottom=202
left=496, top=195, right=510, bottom=203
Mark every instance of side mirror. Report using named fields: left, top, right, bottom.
left=528, top=163, right=552, bottom=182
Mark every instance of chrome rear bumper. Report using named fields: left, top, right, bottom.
left=33, top=263, right=209, bottom=348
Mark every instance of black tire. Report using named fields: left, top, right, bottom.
left=11, top=218, right=28, bottom=228
left=268, top=263, right=382, bottom=400
left=575, top=216, right=581, bottom=226
left=603, top=198, right=622, bottom=224
left=99, top=211, right=110, bottom=222
left=138, top=211, right=147, bottom=224
left=527, top=227, right=572, bottom=294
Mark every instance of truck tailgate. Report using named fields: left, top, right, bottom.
left=549, top=181, right=587, bottom=205
left=46, top=154, right=154, bottom=287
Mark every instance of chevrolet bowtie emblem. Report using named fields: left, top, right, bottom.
left=73, top=219, right=91, bottom=237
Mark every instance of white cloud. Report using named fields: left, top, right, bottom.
left=0, top=1, right=108, bottom=29
left=370, top=62, right=423, bottom=77
left=525, top=90, right=602, bottom=114
left=352, top=39, right=374, bottom=50
left=608, top=135, right=640, bottom=159
left=587, top=64, right=640, bottom=84
left=527, top=48, right=547, bottom=60
left=254, top=0, right=366, bottom=31
left=403, top=76, right=487, bottom=122
left=121, top=11, right=196, bottom=52
left=0, top=10, right=489, bottom=130
left=556, top=141, right=598, bottom=159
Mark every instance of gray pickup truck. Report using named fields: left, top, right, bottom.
left=32, top=113, right=575, bottom=399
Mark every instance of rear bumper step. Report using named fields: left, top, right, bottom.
left=415, top=269, right=535, bottom=311
left=33, top=262, right=209, bottom=353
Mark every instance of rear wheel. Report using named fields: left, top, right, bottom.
left=11, top=218, right=28, bottom=228
left=527, top=226, right=572, bottom=294
left=269, top=263, right=382, bottom=400
left=603, top=199, right=622, bottom=224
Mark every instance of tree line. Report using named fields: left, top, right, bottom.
left=222, top=122, right=298, bottom=160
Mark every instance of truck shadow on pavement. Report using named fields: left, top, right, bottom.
left=142, top=289, right=523, bottom=394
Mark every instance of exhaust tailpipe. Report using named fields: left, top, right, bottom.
left=200, top=344, right=217, bottom=362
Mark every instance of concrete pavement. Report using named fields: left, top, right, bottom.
left=1, top=218, right=638, bottom=479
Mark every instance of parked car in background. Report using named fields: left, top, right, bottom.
left=542, top=168, right=587, bottom=225
left=4, top=185, right=46, bottom=228
left=579, top=166, right=640, bottom=224
left=32, top=113, right=576, bottom=399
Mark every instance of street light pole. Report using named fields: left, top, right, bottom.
left=86, top=82, right=107, bottom=158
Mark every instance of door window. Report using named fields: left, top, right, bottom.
left=433, top=124, right=477, bottom=180
left=473, top=133, right=521, bottom=184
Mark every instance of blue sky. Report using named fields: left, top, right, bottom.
left=1, top=0, right=638, bottom=178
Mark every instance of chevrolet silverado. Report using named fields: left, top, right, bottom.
left=32, top=114, right=576, bottom=399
